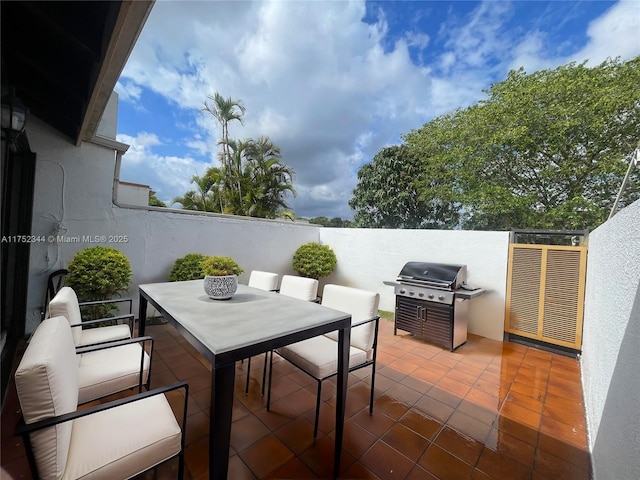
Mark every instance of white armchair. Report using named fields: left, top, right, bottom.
left=44, top=289, right=152, bottom=405
left=14, top=316, right=188, bottom=479
left=267, top=284, right=380, bottom=438
left=49, top=286, right=133, bottom=347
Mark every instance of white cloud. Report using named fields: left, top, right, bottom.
left=572, top=0, right=640, bottom=65
left=116, top=0, right=640, bottom=218
left=119, top=0, right=433, bottom=217
left=117, top=132, right=207, bottom=206
left=114, top=80, right=143, bottom=103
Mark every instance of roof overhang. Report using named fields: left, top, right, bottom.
left=1, top=1, right=154, bottom=146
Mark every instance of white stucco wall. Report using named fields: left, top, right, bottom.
left=117, top=182, right=150, bottom=207
left=25, top=115, right=319, bottom=333
left=319, top=228, right=510, bottom=341
left=581, top=199, right=640, bottom=480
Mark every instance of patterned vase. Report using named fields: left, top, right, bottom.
left=203, top=275, right=238, bottom=300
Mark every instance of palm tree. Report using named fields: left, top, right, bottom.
left=172, top=172, right=217, bottom=211
left=203, top=92, right=246, bottom=174
left=221, top=138, right=251, bottom=213
left=244, top=136, right=296, bottom=218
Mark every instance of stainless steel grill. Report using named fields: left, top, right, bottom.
left=385, top=262, right=482, bottom=351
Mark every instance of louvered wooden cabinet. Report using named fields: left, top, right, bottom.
left=505, top=244, right=587, bottom=350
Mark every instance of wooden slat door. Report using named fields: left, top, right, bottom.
left=505, top=244, right=587, bottom=350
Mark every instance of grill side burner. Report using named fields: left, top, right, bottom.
left=385, top=262, right=480, bottom=351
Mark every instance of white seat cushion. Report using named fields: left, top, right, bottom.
left=62, top=394, right=181, bottom=480
left=49, top=286, right=130, bottom=347
left=279, top=275, right=319, bottom=301
left=248, top=271, right=279, bottom=291
left=15, top=316, right=79, bottom=480
left=277, top=335, right=368, bottom=379
left=321, top=285, right=380, bottom=354
left=78, top=344, right=150, bottom=404
left=79, top=324, right=132, bottom=346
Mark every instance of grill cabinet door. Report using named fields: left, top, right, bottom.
left=395, top=296, right=423, bottom=336
left=395, top=296, right=453, bottom=350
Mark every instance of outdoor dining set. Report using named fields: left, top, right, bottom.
left=13, top=270, right=381, bottom=480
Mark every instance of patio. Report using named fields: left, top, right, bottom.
left=1, top=316, right=590, bottom=480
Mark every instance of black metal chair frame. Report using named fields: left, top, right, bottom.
left=266, top=315, right=381, bottom=438
left=16, top=381, right=189, bottom=480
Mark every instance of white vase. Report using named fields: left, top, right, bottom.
left=203, top=275, right=238, bottom=300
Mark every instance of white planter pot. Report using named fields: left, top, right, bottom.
left=203, top=275, right=238, bottom=300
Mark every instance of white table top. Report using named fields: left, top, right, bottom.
left=139, top=280, right=350, bottom=356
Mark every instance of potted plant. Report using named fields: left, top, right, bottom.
left=292, top=242, right=337, bottom=280
left=201, top=255, right=244, bottom=300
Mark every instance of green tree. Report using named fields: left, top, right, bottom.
left=172, top=172, right=218, bottom=211
left=203, top=92, right=246, bottom=208
left=148, top=191, right=166, bottom=207
left=243, top=136, right=296, bottom=218
left=404, top=57, right=640, bottom=230
left=173, top=137, right=295, bottom=219
left=350, top=145, right=460, bottom=228
left=309, top=216, right=330, bottom=226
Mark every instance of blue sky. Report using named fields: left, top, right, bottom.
left=115, top=0, right=639, bottom=219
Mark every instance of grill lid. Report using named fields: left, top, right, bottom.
left=398, top=262, right=467, bottom=289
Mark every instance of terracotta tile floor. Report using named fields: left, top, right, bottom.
left=1, top=318, right=592, bottom=479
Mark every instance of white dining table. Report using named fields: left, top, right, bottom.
left=138, top=280, right=351, bottom=479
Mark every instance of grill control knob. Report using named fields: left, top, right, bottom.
left=427, top=294, right=434, bottom=299
left=418, top=292, right=424, bottom=297
left=438, top=295, right=445, bottom=301
left=409, top=290, right=415, bottom=295
left=399, top=289, right=406, bottom=294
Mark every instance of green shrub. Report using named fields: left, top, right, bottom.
left=201, top=256, right=244, bottom=276
left=292, top=242, right=337, bottom=280
left=66, top=246, right=132, bottom=319
left=169, top=253, right=207, bottom=281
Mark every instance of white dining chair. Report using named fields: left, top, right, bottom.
left=279, top=274, right=319, bottom=302
left=14, top=315, right=188, bottom=480
left=244, top=270, right=279, bottom=395
left=248, top=270, right=279, bottom=291
left=267, top=284, right=380, bottom=438
left=248, top=275, right=321, bottom=395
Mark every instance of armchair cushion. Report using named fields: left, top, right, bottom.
left=279, top=275, right=319, bottom=301
left=277, top=335, right=367, bottom=379
left=63, top=394, right=181, bottom=479
left=15, top=316, right=79, bottom=480
left=78, top=344, right=151, bottom=405
left=49, top=286, right=130, bottom=347
left=321, top=285, right=380, bottom=355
